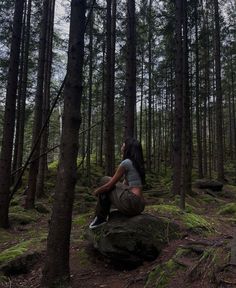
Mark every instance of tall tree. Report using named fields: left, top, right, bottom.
left=0, top=0, right=25, bottom=228
left=172, top=0, right=183, bottom=196
left=36, top=0, right=55, bottom=198
left=181, top=0, right=192, bottom=208
left=41, top=0, right=86, bottom=286
left=25, top=0, right=49, bottom=208
left=105, top=0, right=116, bottom=176
left=124, top=0, right=136, bottom=138
left=213, top=0, right=224, bottom=181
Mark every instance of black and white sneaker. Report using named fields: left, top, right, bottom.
left=89, top=216, right=107, bottom=229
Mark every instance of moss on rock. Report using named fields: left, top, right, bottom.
left=0, top=241, right=31, bottom=265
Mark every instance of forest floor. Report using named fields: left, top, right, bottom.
left=0, top=168, right=236, bottom=288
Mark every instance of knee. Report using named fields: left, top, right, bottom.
left=99, top=176, right=111, bottom=186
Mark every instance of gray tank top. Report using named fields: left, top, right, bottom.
left=119, top=159, right=142, bottom=187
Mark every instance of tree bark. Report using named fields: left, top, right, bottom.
left=36, top=0, right=55, bottom=198
left=172, top=0, right=183, bottom=196
left=124, top=0, right=136, bottom=139
left=105, top=0, right=116, bottom=176
left=0, top=0, right=25, bottom=228
left=214, top=0, right=224, bottom=181
left=41, top=0, right=86, bottom=286
left=25, top=0, right=49, bottom=209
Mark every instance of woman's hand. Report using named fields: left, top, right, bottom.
left=93, top=165, right=126, bottom=196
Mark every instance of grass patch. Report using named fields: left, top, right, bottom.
left=73, top=214, right=90, bottom=226
left=0, top=241, right=31, bottom=265
left=218, top=203, right=236, bottom=215
left=182, top=213, right=214, bottom=233
left=145, top=259, right=183, bottom=288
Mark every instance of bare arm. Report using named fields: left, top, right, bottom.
left=94, top=165, right=125, bottom=196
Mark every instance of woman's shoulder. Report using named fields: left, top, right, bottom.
left=120, top=158, right=132, bottom=169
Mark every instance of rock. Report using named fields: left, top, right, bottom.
left=194, top=179, right=223, bottom=191
left=0, top=251, right=41, bottom=276
left=86, top=211, right=181, bottom=267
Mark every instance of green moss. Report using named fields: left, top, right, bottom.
left=182, top=213, right=213, bottom=233
left=0, top=241, right=31, bottom=265
left=218, top=203, right=236, bottom=215
left=0, top=229, right=12, bottom=244
left=9, top=205, right=41, bottom=225
left=147, top=204, right=182, bottom=216
left=145, top=259, right=182, bottom=288
left=73, top=214, right=90, bottom=226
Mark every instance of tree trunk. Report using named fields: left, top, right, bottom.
left=172, top=0, right=183, bottom=196
left=86, top=10, right=93, bottom=183
left=25, top=0, right=49, bottom=209
left=12, top=0, right=27, bottom=179
left=41, top=0, right=86, bottom=286
left=214, top=0, right=224, bottom=181
left=195, top=0, right=203, bottom=179
left=0, top=0, right=25, bottom=228
left=124, top=0, right=136, bottom=139
left=181, top=0, right=192, bottom=208
left=36, top=0, right=55, bottom=198
left=146, top=0, right=152, bottom=171
left=105, top=0, right=116, bottom=176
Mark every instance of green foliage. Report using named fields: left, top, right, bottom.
left=218, top=203, right=236, bottom=215
left=182, top=213, right=214, bottom=233
left=145, top=259, right=182, bottom=288
left=9, top=205, right=40, bottom=225
left=0, top=241, right=31, bottom=265
left=146, top=203, right=214, bottom=235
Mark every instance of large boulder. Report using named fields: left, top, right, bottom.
left=194, top=179, right=223, bottom=191
left=86, top=211, right=181, bottom=267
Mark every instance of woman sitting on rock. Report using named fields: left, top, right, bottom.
left=89, top=137, right=146, bottom=229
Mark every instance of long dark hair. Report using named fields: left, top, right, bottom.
left=122, top=138, right=146, bottom=185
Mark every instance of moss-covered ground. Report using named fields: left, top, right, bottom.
left=0, top=161, right=236, bottom=288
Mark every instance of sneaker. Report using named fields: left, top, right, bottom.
left=89, top=216, right=107, bottom=229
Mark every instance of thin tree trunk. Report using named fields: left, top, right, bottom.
left=36, top=0, right=55, bottom=198
left=105, top=0, right=115, bottom=176
left=25, top=0, right=49, bottom=209
left=181, top=0, right=192, bottom=208
left=86, top=10, right=93, bottom=183
left=0, top=0, right=25, bottom=228
left=15, top=0, right=32, bottom=185
left=172, top=0, right=183, bottom=196
left=147, top=0, right=152, bottom=171
left=12, top=0, right=27, bottom=179
left=124, top=0, right=136, bottom=138
left=41, top=0, right=86, bottom=286
left=195, top=0, right=203, bottom=179
left=214, top=0, right=224, bottom=181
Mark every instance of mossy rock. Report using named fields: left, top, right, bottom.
left=147, top=203, right=214, bottom=235
left=0, top=251, right=41, bottom=276
left=0, top=241, right=31, bottom=266
left=86, top=211, right=181, bottom=267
